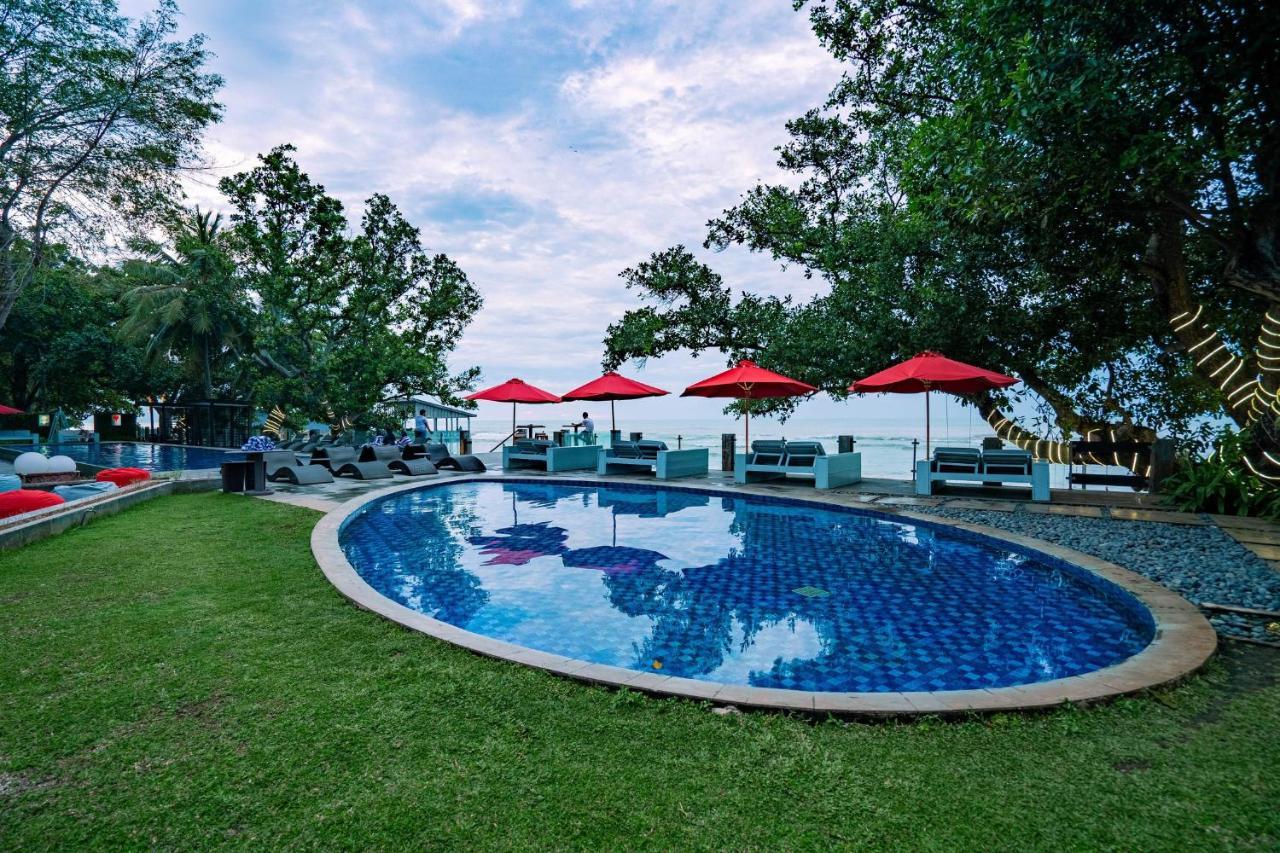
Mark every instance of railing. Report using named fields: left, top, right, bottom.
left=490, top=431, right=517, bottom=453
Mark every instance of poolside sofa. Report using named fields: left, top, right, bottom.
left=597, top=440, right=709, bottom=480
left=734, top=440, right=861, bottom=490
left=0, top=430, right=39, bottom=445
left=264, top=450, right=335, bottom=485
left=502, top=439, right=600, bottom=472
left=914, top=446, right=1049, bottom=502
left=309, top=446, right=391, bottom=481
left=358, top=444, right=437, bottom=477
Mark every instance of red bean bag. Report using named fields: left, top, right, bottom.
left=0, top=489, right=66, bottom=519
left=95, top=467, right=151, bottom=487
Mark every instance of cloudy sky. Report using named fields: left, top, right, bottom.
left=122, top=0, right=941, bottom=426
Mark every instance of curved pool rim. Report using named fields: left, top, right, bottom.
left=311, top=475, right=1217, bottom=715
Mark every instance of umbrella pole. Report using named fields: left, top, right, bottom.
left=745, top=404, right=750, bottom=449
left=611, top=399, right=616, bottom=435
left=512, top=402, right=517, bottom=445
left=925, top=391, right=931, bottom=458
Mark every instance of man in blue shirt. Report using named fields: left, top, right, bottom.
left=414, top=409, right=429, bottom=444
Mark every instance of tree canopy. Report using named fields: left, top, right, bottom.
left=0, top=244, right=177, bottom=414
left=218, top=145, right=483, bottom=427
left=605, top=0, right=1278, bottom=478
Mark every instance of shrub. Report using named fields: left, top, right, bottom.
left=1162, top=430, right=1280, bottom=519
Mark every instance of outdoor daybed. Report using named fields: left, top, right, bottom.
left=914, top=446, right=1049, bottom=502
left=734, top=440, right=862, bottom=490
left=596, top=440, right=708, bottom=480
left=502, top=439, right=600, bottom=472
left=264, top=450, right=334, bottom=485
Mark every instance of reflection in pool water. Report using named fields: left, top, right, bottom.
left=340, top=481, right=1154, bottom=692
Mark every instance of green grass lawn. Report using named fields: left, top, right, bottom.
left=1, top=493, right=1278, bottom=849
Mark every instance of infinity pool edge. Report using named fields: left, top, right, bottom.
left=310, top=474, right=1217, bottom=716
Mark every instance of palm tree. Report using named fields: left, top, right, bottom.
left=121, top=208, right=249, bottom=398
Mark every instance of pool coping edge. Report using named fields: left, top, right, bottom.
left=309, top=473, right=1217, bottom=716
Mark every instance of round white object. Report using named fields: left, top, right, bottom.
left=13, top=451, right=51, bottom=476
left=46, top=455, right=78, bottom=474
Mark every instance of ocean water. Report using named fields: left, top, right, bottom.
left=467, top=415, right=1103, bottom=487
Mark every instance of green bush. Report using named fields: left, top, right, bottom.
left=1162, top=430, right=1280, bottom=518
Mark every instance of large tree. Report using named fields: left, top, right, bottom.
left=605, top=0, right=1277, bottom=478
left=219, top=146, right=482, bottom=425
left=0, top=0, right=222, bottom=329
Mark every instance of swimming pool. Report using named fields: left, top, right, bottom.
left=339, top=480, right=1157, bottom=694
left=9, top=442, right=236, bottom=472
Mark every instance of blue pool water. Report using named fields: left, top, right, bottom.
left=340, top=481, right=1154, bottom=693
left=10, top=442, right=235, bottom=472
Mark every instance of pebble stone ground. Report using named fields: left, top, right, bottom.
left=917, top=505, right=1280, bottom=642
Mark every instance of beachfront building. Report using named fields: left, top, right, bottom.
left=386, top=396, right=476, bottom=453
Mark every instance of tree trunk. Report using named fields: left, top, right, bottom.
left=1142, top=204, right=1280, bottom=480
left=1142, top=206, right=1258, bottom=427
left=0, top=222, right=25, bottom=331
left=202, top=336, right=213, bottom=399
left=975, top=395, right=1154, bottom=476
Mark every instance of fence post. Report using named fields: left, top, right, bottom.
left=721, top=433, right=736, bottom=472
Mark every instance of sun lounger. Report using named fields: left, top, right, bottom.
left=308, top=446, right=353, bottom=470
left=309, top=445, right=389, bottom=480
left=357, top=444, right=437, bottom=477
left=915, top=447, right=1048, bottom=501
left=597, top=440, right=709, bottom=480
left=503, top=439, right=598, bottom=472
left=981, top=448, right=1034, bottom=475
left=296, top=439, right=320, bottom=453
left=931, top=446, right=981, bottom=473
left=406, top=442, right=486, bottom=472
left=734, top=440, right=861, bottom=490
left=264, top=450, right=334, bottom=485
left=333, top=461, right=392, bottom=480
left=746, top=439, right=787, bottom=466
left=390, top=457, right=437, bottom=476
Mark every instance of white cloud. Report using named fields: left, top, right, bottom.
left=151, top=0, right=856, bottom=416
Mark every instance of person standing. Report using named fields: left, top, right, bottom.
left=414, top=409, right=429, bottom=444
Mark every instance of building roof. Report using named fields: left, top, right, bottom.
left=386, top=396, right=476, bottom=419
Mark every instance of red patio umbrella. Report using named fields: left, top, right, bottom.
left=465, top=378, right=562, bottom=447
left=0, top=404, right=24, bottom=415
left=849, top=351, right=1017, bottom=457
left=681, top=359, right=817, bottom=447
left=561, top=371, right=669, bottom=435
